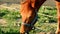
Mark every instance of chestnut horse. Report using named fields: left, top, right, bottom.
left=20, top=0, right=60, bottom=34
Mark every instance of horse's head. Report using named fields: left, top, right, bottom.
left=20, top=10, right=37, bottom=34
left=20, top=0, right=38, bottom=34
left=20, top=6, right=37, bottom=34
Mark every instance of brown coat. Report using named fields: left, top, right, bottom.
left=20, top=0, right=60, bottom=34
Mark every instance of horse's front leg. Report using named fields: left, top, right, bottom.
left=55, top=0, right=60, bottom=34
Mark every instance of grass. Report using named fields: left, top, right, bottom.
left=0, top=6, right=57, bottom=34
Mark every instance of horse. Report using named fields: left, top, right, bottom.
left=20, top=0, right=60, bottom=34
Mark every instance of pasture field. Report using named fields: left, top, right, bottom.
left=0, top=6, right=57, bottom=34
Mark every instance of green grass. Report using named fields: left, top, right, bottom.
left=0, top=6, right=57, bottom=34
